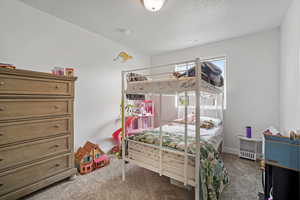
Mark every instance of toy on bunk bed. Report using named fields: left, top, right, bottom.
left=112, top=100, right=154, bottom=156
left=75, top=141, right=110, bottom=174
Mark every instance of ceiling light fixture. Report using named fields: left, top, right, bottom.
left=142, top=0, right=166, bottom=12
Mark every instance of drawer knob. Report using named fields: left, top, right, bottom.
left=55, top=85, right=60, bottom=89
left=0, top=183, right=3, bottom=187
left=0, top=133, right=3, bottom=136
left=0, top=107, right=5, bottom=111
left=54, top=105, right=60, bottom=109
left=54, top=124, right=60, bottom=128
left=0, top=158, right=3, bottom=162
left=0, top=81, right=5, bottom=86
left=55, top=164, right=60, bottom=167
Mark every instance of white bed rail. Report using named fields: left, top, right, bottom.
left=121, top=57, right=224, bottom=200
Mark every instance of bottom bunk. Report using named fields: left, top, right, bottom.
left=126, top=140, right=196, bottom=186
left=125, top=138, right=229, bottom=200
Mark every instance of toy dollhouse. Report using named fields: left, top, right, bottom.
left=75, top=141, right=110, bottom=174
left=74, top=147, right=93, bottom=174
left=83, top=141, right=109, bottom=169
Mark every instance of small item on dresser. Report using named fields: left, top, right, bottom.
left=296, top=130, right=300, bottom=139
left=263, top=126, right=280, bottom=136
left=289, top=130, right=296, bottom=140
left=263, top=129, right=272, bottom=135
left=246, top=126, right=252, bottom=138
left=65, top=68, right=74, bottom=77
left=0, top=63, right=16, bottom=69
left=52, top=67, right=65, bottom=76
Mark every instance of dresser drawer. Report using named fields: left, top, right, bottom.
left=0, top=75, right=73, bottom=96
left=0, top=99, right=72, bottom=121
left=0, top=118, right=70, bottom=146
left=0, top=154, right=71, bottom=196
left=0, top=136, right=70, bottom=171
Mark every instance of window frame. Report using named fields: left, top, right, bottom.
left=174, top=56, right=227, bottom=110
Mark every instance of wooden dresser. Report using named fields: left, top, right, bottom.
left=0, top=68, right=77, bottom=200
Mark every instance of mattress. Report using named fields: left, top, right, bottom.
left=128, top=122, right=223, bottom=154
left=126, top=77, right=222, bottom=94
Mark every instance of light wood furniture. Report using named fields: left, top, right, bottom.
left=0, top=68, right=77, bottom=200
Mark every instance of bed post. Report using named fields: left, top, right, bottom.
left=221, top=90, right=224, bottom=152
left=195, top=58, right=201, bottom=200
left=215, top=94, right=218, bottom=119
left=221, top=92, right=224, bottom=122
left=121, top=71, right=126, bottom=181
left=159, top=93, right=163, bottom=176
left=184, top=90, right=188, bottom=185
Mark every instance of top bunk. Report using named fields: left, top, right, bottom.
left=123, top=58, right=224, bottom=95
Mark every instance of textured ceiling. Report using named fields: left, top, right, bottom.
left=20, top=0, right=291, bottom=55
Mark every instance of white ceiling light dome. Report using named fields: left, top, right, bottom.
left=143, top=0, right=166, bottom=12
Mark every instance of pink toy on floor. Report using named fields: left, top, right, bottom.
left=112, top=116, right=136, bottom=145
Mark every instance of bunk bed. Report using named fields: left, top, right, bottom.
left=121, top=58, right=229, bottom=200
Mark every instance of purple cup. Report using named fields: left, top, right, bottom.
left=246, top=126, right=252, bottom=138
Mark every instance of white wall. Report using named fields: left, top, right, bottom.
left=0, top=0, right=150, bottom=152
left=280, top=0, right=300, bottom=134
left=151, top=29, right=280, bottom=154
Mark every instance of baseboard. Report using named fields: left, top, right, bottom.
left=223, top=146, right=239, bottom=155
left=223, top=146, right=263, bottom=159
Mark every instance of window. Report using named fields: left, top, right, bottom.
left=84, top=156, right=91, bottom=162
left=174, top=57, right=226, bottom=109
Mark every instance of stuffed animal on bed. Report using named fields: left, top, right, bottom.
left=200, top=120, right=215, bottom=129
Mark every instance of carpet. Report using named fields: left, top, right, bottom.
left=23, top=154, right=262, bottom=200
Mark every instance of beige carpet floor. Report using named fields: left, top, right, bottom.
left=22, top=154, right=263, bottom=200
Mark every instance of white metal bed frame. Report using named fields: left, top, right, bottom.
left=121, top=58, right=224, bottom=200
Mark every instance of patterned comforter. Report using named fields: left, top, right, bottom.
left=128, top=125, right=229, bottom=200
